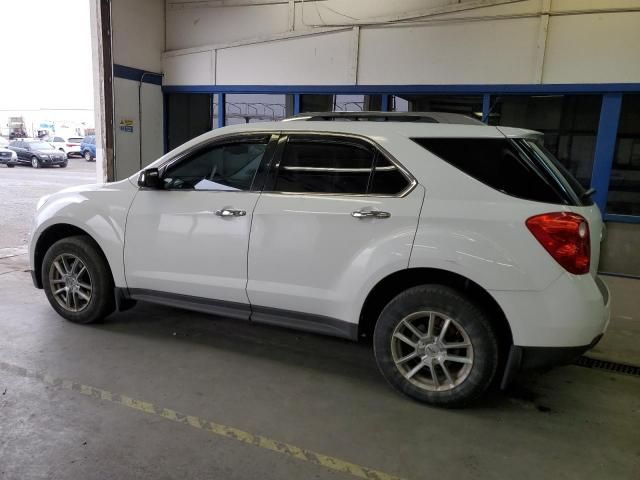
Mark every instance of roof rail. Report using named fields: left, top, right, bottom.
left=282, top=111, right=485, bottom=125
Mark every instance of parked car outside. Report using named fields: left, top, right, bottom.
left=28, top=116, right=610, bottom=407
left=9, top=139, right=67, bottom=168
left=46, top=136, right=83, bottom=158
left=80, top=135, right=96, bottom=161
left=0, top=146, right=18, bottom=167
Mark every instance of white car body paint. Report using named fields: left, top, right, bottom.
left=29, top=121, right=610, bottom=350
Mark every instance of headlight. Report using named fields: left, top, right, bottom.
left=40, top=154, right=50, bottom=159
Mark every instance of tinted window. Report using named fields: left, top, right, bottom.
left=54, top=137, right=64, bottom=142
left=413, top=138, right=568, bottom=204
left=69, top=137, right=83, bottom=143
left=370, top=156, right=410, bottom=195
left=274, top=139, right=374, bottom=194
left=163, top=140, right=268, bottom=191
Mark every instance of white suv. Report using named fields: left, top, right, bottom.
left=28, top=114, right=610, bottom=407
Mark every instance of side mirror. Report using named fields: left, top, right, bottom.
left=138, top=168, right=163, bottom=189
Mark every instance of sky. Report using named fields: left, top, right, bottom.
left=0, top=0, right=94, bottom=111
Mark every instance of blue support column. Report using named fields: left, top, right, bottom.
left=293, top=94, right=301, bottom=114
left=217, top=93, right=225, bottom=128
left=381, top=94, right=390, bottom=112
left=482, top=94, right=491, bottom=124
left=591, top=93, right=622, bottom=213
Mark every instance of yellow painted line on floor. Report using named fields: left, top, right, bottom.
left=0, top=360, right=406, bottom=480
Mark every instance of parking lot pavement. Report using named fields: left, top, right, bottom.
left=0, top=157, right=97, bottom=248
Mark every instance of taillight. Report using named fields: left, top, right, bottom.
left=66, top=143, right=76, bottom=147
left=526, top=212, right=590, bottom=275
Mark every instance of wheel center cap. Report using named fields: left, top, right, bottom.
left=426, top=343, right=441, bottom=355
left=65, top=276, right=78, bottom=289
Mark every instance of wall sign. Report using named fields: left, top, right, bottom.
left=119, top=119, right=134, bottom=133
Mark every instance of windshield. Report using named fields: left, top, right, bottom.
left=28, top=142, right=54, bottom=150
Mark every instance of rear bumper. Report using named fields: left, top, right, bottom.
left=491, top=273, right=611, bottom=347
left=501, top=334, right=603, bottom=389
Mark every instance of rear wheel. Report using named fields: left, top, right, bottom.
left=373, top=285, right=498, bottom=407
left=42, top=236, right=115, bottom=324
left=31, top=156, right=40, bottom=168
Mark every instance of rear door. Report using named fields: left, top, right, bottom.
left=246, top=133, right=423, bottom=333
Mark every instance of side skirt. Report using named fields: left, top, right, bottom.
left=121, top=288, right=358, bottom=340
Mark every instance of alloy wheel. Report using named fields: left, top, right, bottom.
left=31, top=157, right=39, bottom=168
left=390, top=310, right=474, bottom=392
left=48, top=253, right=93, bottom=312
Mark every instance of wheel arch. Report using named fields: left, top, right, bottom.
left=358, top=267, right=513, bottom=352
left=33, top=224, right=114, bottom=289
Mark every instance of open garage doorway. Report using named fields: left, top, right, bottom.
left=0, top=1, right=98, bottom=252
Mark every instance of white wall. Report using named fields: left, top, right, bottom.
left=112, top=0, right=165, bottom=180
left=163, top=0, right=640, bottom=86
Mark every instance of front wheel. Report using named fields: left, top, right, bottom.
left=84, top=151, right=92, bottom=162
left=31, top=156, right=40, bottom=168
left=42, top=236, right=115, bottom=324
left=373, top=285, right=498, bottom=407
left=7, top=163, right=15, bottom=168
left=59, top=161, right=68, bottom=168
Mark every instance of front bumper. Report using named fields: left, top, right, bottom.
left=30, top=269, right=42, bottom=289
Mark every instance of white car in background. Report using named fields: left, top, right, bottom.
left=28, top=113, right=610, bottom=407
left=46, top=136, right=83, bottom=158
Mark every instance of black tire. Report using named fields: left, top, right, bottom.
left=373, top=285, right=498, bottom=408
left=31, top=156, right=40, bottom=168
left=84, top=151, right=92, bottom=162
left=7, top=164, right=14, bottom=168
left=42, top=236, right=115, bottom=324
left=59, top=161, right=68, bottom=168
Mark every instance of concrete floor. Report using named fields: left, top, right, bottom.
left=0, top=257, right=639, bottom=479
left=1, top=161, right=639, bottom=479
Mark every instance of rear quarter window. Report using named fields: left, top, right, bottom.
left=412, top=137, right=571, bottom=205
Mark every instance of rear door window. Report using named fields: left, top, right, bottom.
left=412, top=137, right=572, bottom=205
left=272, top=137, right=374, bottom=194
left=369, top=155, right=411, bottom=195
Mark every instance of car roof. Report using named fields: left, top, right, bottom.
left=209, top=120, right=538, bottom=138
left=137, top=119, right=541, bottom=177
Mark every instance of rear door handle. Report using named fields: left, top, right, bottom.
left=351, top=209, right=391, bottom=219
left=215, top=208, right=247, bottom=217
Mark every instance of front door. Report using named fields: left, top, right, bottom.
left=247, top=134, right=424, bottom=332
left=124, top=134, right=277, bottom=308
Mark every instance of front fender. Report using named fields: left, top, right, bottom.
left=30, top=180, right=138, bottom=288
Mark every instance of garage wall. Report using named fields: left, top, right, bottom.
left=111, top=0, right=165, bottom=180
left=163, top=0, right=640, bottom=86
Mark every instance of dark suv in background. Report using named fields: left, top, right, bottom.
left=8, top=139, right=67, bottom=168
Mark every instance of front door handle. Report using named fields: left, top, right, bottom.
left=351, top=209, right=391, bottom=219
left=215, top=208, right=247, bottom=217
